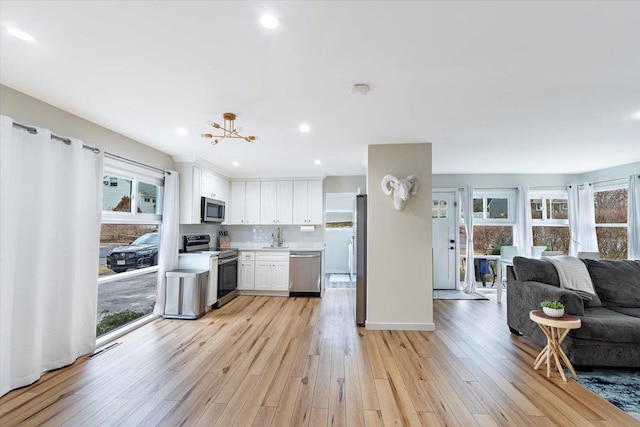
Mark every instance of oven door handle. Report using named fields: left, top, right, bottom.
left=219, top=257, right=239, bottom=265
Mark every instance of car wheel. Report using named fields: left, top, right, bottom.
left=112, top=268, right=127, bottom=273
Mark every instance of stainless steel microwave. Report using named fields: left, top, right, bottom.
left=201, top=197, right=225, bottom=223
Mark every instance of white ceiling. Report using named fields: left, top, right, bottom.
left=1, top=1, right=639, bottom=177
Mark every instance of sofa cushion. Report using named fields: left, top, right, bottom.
left=513, top=257, right=560, bottom=287
left=584, top=259, right=640, bottom=308
left=607, top=307, right=640, bottom=318
left=568, top=307, right=640, bottom=343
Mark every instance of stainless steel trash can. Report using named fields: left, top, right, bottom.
left=164, top=269, right=208, bottom=319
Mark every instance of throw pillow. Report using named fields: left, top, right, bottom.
left=585, top=259, right=640, bottom=308
left=512, top=256, right=560, bottom=287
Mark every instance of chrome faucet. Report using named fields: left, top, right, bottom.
left=276, top=227, right=284, bottom=247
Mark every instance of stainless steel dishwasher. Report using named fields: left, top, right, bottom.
left=289, top=251, right=322, bottom=297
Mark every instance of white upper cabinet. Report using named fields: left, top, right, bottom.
left=229, top=181, right=261, bottom=224
left=261, top=181, right=293, bottom=225
left=176, top=164, right=202, bottom=224
left=202, top=171, right=228, bottom=202
left=293, top=180, right=324, bottom=225
left=176, top=162, right=228, bottom=224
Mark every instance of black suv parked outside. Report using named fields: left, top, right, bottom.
left=107, top=232, right=159, bottom=273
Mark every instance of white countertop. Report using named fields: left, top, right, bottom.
left=233, top=242, right=324, bottom=252
left=178, top=251, right=220, bottom=256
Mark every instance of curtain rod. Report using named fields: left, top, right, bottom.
left=13, top=122, right=100, bottom=153
left=104, top=152, right=170, bottom=175
left=569, top=177, right=628, bottom=188
left=12, top=121, right=171, bottom=175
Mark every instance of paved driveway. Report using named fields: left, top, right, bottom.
left=97, top=272, right=157, bottom=322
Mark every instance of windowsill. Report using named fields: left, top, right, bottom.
left=95, top=312, right=160, bottom=348
left=98, top=265, right=159, bottom=285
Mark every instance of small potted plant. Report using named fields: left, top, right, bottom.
left=540, top=300, right=565, bottom=317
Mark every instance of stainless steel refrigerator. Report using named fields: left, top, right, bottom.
left=355, top=194, right=367, bottom=326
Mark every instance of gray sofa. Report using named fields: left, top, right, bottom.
left=507, top=257, right=640, bottom=368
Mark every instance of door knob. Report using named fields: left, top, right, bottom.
left=449, top=239, right=455, bottom=244
left=449, top=246, right=455, bottom=250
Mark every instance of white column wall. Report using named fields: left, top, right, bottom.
left=366, top=143, right=433, bottom=330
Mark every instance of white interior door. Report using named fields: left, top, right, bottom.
left=432, top=191, right=457, bottom=290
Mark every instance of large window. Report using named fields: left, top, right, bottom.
left=594, top=186, right=628, bottom=260
left=98, top=161, right=164, bottom=338
left=465, top=190, right=516, bottom=255
left=474, top=225, right=513, bottom=255
left=530, top=191, right=570, bottom=254
left=102, top=168, right=163, bottom=223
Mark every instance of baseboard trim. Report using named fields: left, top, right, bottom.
left=365, top=322, right=436, bottom=331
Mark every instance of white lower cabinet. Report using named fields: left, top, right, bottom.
left=238, top=251, right=255, bottom=290
left=254, top=252, right=289, bottom=291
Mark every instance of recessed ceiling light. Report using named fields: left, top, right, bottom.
left=314, top=159, right=321, bottom=165
left=260, top=15, right=279, bottom=29
left=7, top=27, right=35, bottom=43
left=351, top=84, right=370, bottom=96
left=299, top=123, right=311, bottom=133
left=232, top=161, right=240, bottom=167
left=176, top=127, right=188, bottom=136
left=631, top=110, right=640, bottom=120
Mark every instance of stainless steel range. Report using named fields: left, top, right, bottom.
left=183, top=235, right=238, bottom=308
left=212, top=247, right=238, bottom=308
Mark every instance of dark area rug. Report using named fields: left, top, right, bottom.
left=576, top=369, right=640, bottom=421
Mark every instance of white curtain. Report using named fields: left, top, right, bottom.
left=628, top=174, right=640, bottom=260
left=0, top=115, right=103, bottom=396
left=154, top=171, right=180, bottom=315
left=513, top=185, right=532, bottom=258
left=461, top=186, right=476, bottom=293
left=567, top=182, right=599, bottom=256
left=579, top=183, right=599, bottom=252
left=567, top=184, right=580, bottom=256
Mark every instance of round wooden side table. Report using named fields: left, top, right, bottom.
left=529, top=310, right=582, bottom=381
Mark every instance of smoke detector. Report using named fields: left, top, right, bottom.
left=351, top=84, right=370, bottom=96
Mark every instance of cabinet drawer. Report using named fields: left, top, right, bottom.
left=240, top=251, right=255, bottom=260
left=255, top=251, right=289, bottom=261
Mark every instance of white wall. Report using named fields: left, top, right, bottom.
left=367, top=143, right=433, bottom=330
left=578, top=162, right=640, bottom=185
left=0, top=85, right=174, bottom=170
left=432, top=173, right=572, bottom=189
left=324, top=175, right=366, bottom=194
left=432, top=162, right=640, bottom=190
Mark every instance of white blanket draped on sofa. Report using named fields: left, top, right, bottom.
left=0, top=115, right=103, bottom=396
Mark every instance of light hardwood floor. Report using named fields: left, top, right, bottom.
left=1, top=289, right=637, bottom=426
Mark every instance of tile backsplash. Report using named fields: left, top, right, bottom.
left=178, top=223, right=324, bottom=248
left=223, top=225, right=324, bottom=246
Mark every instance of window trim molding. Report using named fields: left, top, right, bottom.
left=466, top=189, right=516, bottom=225
left=593, top=184, right=628, bottom=226
left=98, top=265, right=159, bottom=285
left=102, top=162, right=163, bottom=223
